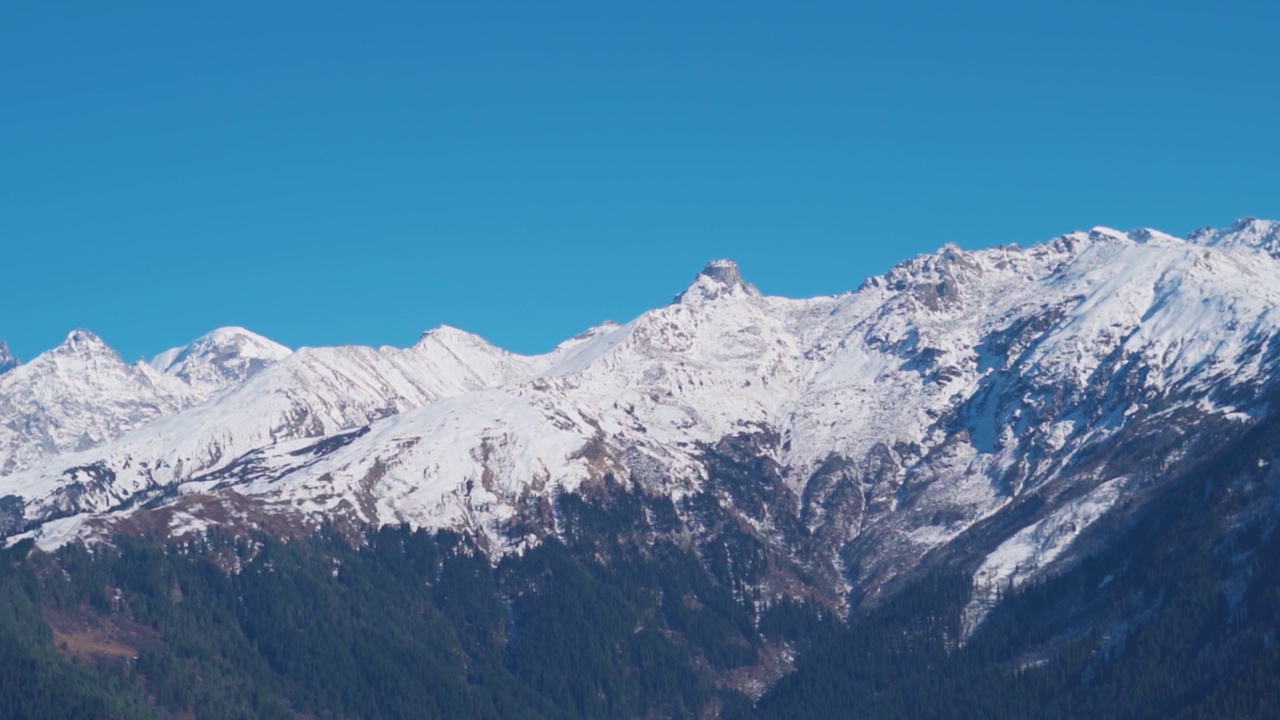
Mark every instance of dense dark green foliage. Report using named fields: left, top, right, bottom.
left=0, top=513, right=766, bottom=719
left=8, top=407, right=1280, bottom=718
left=0, top=540, right=158, bottom=719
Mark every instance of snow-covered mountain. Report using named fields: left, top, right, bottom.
left=6, top=218, right=1280, bottom=630
left=0, top=328, right=289, bottom=480
left=0, top=324, right=564, bottom=535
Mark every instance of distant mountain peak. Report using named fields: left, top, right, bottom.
left=673, top=258, right=761, bottom=304
left=150, top=326, right=291, bottom=396
left=53, top=329, right=115, bottom=357
left=199, top=326, right=269, bottom=345
left=152, top=326, right=290, bottom=369
left=1187, top=217, right=1280, bottom=256
left=0, top=341, right=17, bottom=374
left=700, top=258, right=746, bottom=283
left=415, top=324, right=482, bottom=347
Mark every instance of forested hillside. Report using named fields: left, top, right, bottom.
left=8, top=398, right=1280, bottom=718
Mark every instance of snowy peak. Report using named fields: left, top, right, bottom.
left=0, top=326, right=290, bottom=476
left=673, top=258, right=761, bottom=304
left=0, top=330, right=205, bottom=475
left=53, top=329, right=116, bottom=358
left=1189, top=217, right=1280, bottom=257
left=864, top=241, right=998, bottom=314
left=151, top=327, right=291, bottom=396
left=0, top=323, right=543, bottom=505
left=414, top=324, right=492, bottom=351
left=0, top=342, right=16, bottom=375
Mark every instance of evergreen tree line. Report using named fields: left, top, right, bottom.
left=0, top=506, right=830, bottom=719
left=7, top=406, right=1280, bottom=718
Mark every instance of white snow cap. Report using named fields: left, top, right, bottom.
left=55, top=329, right=114, bottom=356
left=151, top=327, right=290, bottom=372
left=415, top=324, right=486, bottom=347
left=149, top=327, right=292, bottom=398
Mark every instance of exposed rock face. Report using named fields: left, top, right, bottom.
left=0, top=342, right=17, bottom=375
left=673, top=258, right=761, bottom=303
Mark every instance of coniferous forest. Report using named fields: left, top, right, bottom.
left=7, top=400, right=1280, bottom=719
left=5, top=430, right=1280, bottom=720
left=0, top=509, right=816, bottom=720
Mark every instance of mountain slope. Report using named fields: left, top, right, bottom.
left=758, top=375, right=1280, bottom=719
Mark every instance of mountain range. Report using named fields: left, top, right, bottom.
left=6, top=218, right=1280, bottom=716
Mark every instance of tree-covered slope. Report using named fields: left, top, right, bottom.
left=757, top=388, right=1280, bottom=720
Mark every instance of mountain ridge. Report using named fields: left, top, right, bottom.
left=5, top=219, right=1280, bottom=635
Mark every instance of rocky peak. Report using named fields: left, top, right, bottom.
left=673, top=259, right=761, bottom=304
left=52, top=329, right=116, bottom=358
left=0, top=341, right=17, bottom=374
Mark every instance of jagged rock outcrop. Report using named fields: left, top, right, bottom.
left=0, top=342, right=17, bottom=375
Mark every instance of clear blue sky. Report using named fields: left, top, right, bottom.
left=3, top=1, right=1278, bottom=362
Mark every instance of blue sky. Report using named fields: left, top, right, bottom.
left=3, top=1, right=1278, bottom=362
